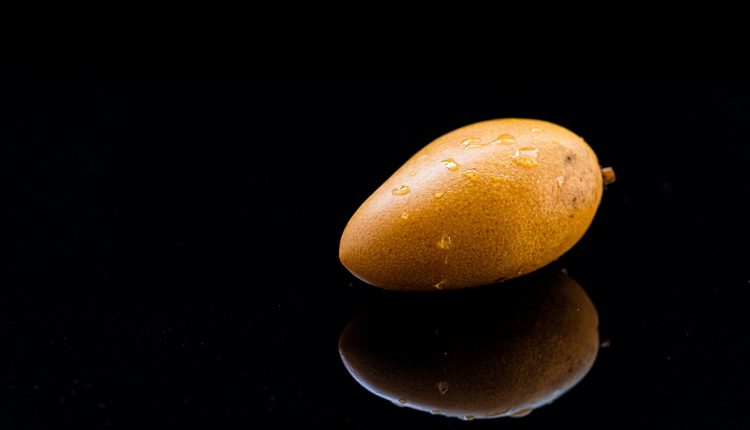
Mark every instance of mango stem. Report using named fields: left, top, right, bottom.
left=601, top=167, right=616, bottom=185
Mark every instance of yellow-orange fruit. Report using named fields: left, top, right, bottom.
left=340, top=118, right=608, bottom=291
left=338, top=270, right=600, bottom=419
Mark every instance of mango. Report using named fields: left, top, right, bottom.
left=340, top=119, right=612, bottom=291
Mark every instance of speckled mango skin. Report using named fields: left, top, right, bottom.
left=339, top=119, right=603, bottom=292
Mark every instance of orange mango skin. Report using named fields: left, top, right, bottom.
left=340, top=119, right=603, bottom=292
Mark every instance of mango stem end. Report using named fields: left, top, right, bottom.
left=602, top=167, right=616, bottom=186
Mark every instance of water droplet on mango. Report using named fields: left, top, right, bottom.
left=462, top=169, right=480, bottom=181
left=461, top=138, right=484, bottom=148
left=436, top=234, right=452, bottom=250
left=491, top=134, right=516, bottom=145
left=391, top=185, right=411, bottom=195
left=441, top=158, right=460, bottom=172
left=491, top=173, right=513, bottom=184
left=512, top=147, right=539, bottom=168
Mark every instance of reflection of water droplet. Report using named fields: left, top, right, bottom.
left=409, top=171, right=417, bottom=177
left=436, top=234, right=452, bottom=250
left=434, top=191, right=445, bottom=198
left=431, top=410, right=441, bottom=415
left=400, top=212, right=409, bottom=220
left=491, top=133, right=516, bottom=145
left=463, top=416, right=475, bottom=421
left=600, top=339, right=611, bottom=348
left=433, top=279, right=448, bottom=290
left=461, top=138, right=483, bottom=148
left=462, top=169, right=480, bottom=181
left=530, top=127, right=541, bottom=133
left=392, top=185, right=411, bottom=195
left=511, top=408, right=533, bottom=418
left=435, top=381, right=449, bottom=395
left=398, top=399, right=408, bottom=405
left=512, top=147, right=539, bottom=168
left=556, top=176, right=565, bottom=187
left=441, top=158, right=460, bottom=172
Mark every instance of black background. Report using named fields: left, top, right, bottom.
left=3, top=79, right=750, bottom=428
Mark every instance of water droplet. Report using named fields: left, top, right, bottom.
left=398, top=399, right=408, bottom=405
left=463, top=416, right=475, bottom=421
left=461, top=137, right=483, bottom=148
left=430, top=410, right=441, bottom=415
left=441, top=158, right=460, bottom=172
left=490, top=173, right=512, bottom=184
left=418, top=154, right=430, bottom=161
left=436, top=234, right=452, bottom=250
left=512, top=147, right=539, bottom=168
left=400, top=212, right=409, bottom=220
left=392, top=185, right=411, bottom=195
left=462, top=169, right=480, bottom=181
left=491, top=133, right=516, bottom=145
left=530, top=127, right=541, bottom=133
left=434, top=191, right=445, bottom=198
left=433, top=279, right=448, bottom=290
left=556, top=176, right=565, bottom=187
left=511, top=408, right=533, bottom=418
left=409, top=171, right=417, bottom=177
left=436, top=381, right=449, bottom=395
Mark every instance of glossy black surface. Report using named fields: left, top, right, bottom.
left=4, top=80, right=750, bottom=428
